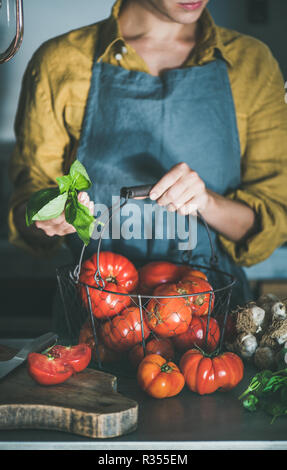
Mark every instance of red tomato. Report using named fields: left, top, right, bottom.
left=180, top=349, right=244, bottom=395
left=79, top=319, right=121, bottom=364
left=173, top=316, right=220, bottom=353
left=129, top=337, right=175, bottom=368
left=49, top=344, right=91, bottom=373
left=79, top=251, right=139, bottom=318
left=137, top=354, right=185, bottom=399
left=27, top=352, right=74, bottom=386
left=177, top=265, right=208, bottom=281
left=138, top=261, right=180, bottom=294
left=176, top=277, right=215, bottom=316
left=145, top=284, right=192, bottom=337
left=101, top=305, right=150, bottom=352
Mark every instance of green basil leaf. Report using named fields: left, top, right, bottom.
left=32, top=192, right=68, bottom=222
left=56, top=175, right=72, bottom=194
left=26, top=187, right=60, bottom=226
left=242, top=394, right=259, bottom=412
left=69, top=160, right=92, bottom=191
left=71, top=201, right=95, bottom=245
left=65, top=193, right=78, bottom=225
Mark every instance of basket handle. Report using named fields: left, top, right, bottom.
left=121, top=184, right=218, bottom=268
left=73, top=183, right=218, bottom=283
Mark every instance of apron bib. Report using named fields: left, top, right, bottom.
left=62, top=46, right=252, bottom=322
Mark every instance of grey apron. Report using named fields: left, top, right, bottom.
left=54, top=44, right=253, bottom=338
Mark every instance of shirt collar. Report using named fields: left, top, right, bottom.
left=98, top=0, right=233, bottom=67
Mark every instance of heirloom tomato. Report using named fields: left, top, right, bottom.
left=79, top=251, right=138, bottom=318
left=176, top=277, right=215, bottom=316
left=101, top=305, right=150, bottom=352
left=180, top=349, right=244, bottom=395
left=138, top=261, right=180, bottom=294
left=49, top=344, right=91, bottom=373
left=177, top=265, right=208, bottom=282
left=129, top=337, right=175, bottom=368
left=146, top=284, right=192, bottom=337
left=79, top=319, right=121, bottom=363
left=27, top=352, right=74, bottom=386
left=172, top=316, right=220, bottom=353
left=137, top=354, right=185, bottom=399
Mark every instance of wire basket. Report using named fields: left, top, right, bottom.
left=56, top=185, right=237, bottom=376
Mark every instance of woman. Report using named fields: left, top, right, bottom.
left=10, top=0, right=287, bottom=316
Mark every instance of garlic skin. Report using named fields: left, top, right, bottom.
left=276, top=330, right=287, bottom=345
left=271, top=302, right=286, bottom=321
left=250, top=305, right=265, bottom=333
left=236, top=302, right=265, bottom=336
left=238, top=333, right=258, bottom=359
left=254, top=346, right=276, bottom=370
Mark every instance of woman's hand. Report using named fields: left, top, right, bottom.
left=149, top=162, right=256, bottom=243
left=34, top=192, right=94, bottom=237
left=149, top=162, right=209, bottom=216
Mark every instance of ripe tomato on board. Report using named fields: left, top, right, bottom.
left=137, top=354, right=185, bottom=399
left=101, top=306, right=150, bottom=352
left=172, top=316, right=220, bottom=353
left=27, top=343, right=92, bottom=386
left=180, top=349, right=244, bottom=395
left=79, top=251, right=139, bottom=318
left=176, top=277, right=215, bottom=316
left=146, top=284, right=192, bottom=338
left=129, top=337, right=175, bottom=368
left=49, top=344, right=91, bottom=373
left=27, top=352, right=74, bottom=386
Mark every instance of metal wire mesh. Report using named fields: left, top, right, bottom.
left=55, top=188, right=237, bottom=376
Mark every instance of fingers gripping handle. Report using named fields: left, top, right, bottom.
left=120, top=184, right=154, bottom=199
left=120, top=184, right=218, bottom=268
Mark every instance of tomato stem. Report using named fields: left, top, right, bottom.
left=193, top=344, right=220, bottom=358
left=161, top=363, right=173, bottom=373
left=105, top=275, right=117, bottom=284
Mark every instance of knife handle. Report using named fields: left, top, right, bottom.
left=14, top=332, right=58, bottom=361
left=120, top=184, right=154, bottom=199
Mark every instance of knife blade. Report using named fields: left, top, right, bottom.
left=0, top=332, right=58, bottom=380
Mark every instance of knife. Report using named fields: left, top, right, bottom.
left=0, top=332, right=58, bottom=380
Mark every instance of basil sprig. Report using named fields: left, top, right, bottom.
left=238, top=368, right=287, bottom=423
left=26, top=160, right=96, bottom=245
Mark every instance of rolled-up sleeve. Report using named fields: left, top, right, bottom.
left=219, top=57, right=287, bottom=266
left=8, top=44, right=71, bottom=255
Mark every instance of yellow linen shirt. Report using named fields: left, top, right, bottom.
left=8, top=0, right=287, bottom=266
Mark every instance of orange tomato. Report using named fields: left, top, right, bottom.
left=129, top=337, right=175, bottom=368
left=137, top=354, right=185, bottom=399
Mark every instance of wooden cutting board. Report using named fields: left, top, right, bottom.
left=0, top=344, right=138, bottom=439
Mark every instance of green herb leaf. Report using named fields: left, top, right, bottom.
left=242, top=394, right=259, bottom=412
left=72, top=202, right=96, bottom=245
left=25, top=160, right=96, bottom=245
left=69, top=160, right=92, bottom=191
left=31, top=192, right=68, bottom=222
left=65, top=191, right=95, bottom=245
left=65, top=192, right=78, bottom=225
left=25, top=187, right=60, bottom=226
left=56, top=175, right=72, bottom=194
